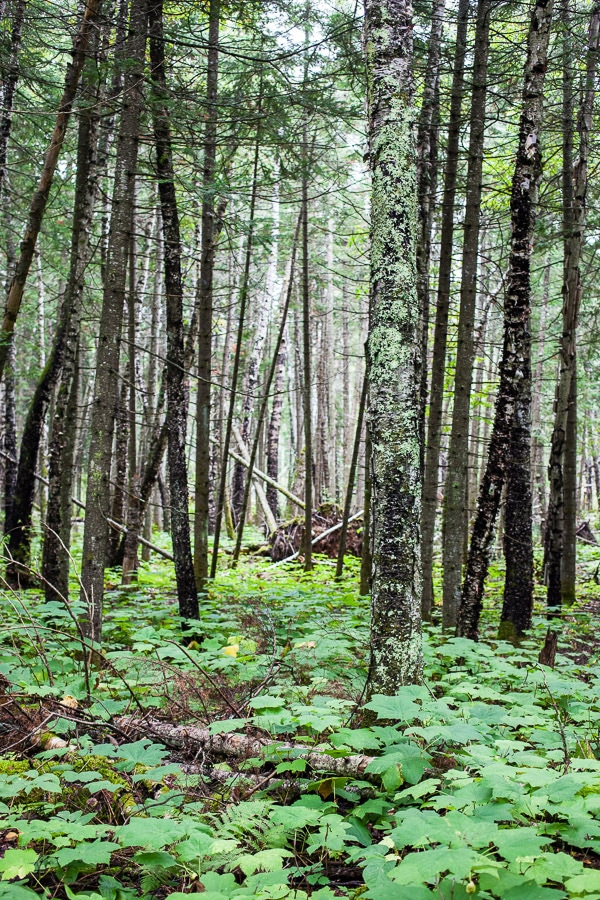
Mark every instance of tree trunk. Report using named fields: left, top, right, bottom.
left=231, top=218, right=301, bottom=564
left=193, top=0, right=220, bottom=591
left=420, top=0, right=469, bottom=618
left=442, top=0, right=492, bottom=629
left=364, top=0, right=422, bottom=693
left=531, top=257, right=550, bottom=536
left=266, top=329, right=287, bottom=520
left=562, top=361, right=577, bottom=603
left=0, top=0, right=102, bottom=384
left=79, top=0, right=148, bottom=644
left=0, top=0, right=26, bottom=198
left=336, top=374, right=367, bottom=579
left=457, top=0, right=554, bottom=640
left=416, top=0, right=445, bottom=434
left=149, top=0, right=199, bottom=622
left=544, top=0, right=599, bottom=609
left=301, top=120, right=313, bottom=573
left=210, top=101, right=261, bottom=579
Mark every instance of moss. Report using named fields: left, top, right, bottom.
left=0, top=758, right=30, bottom=775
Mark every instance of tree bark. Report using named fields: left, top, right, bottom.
left=210, top=103, right=261, bottom=579
left=79, top=0, right=148, bottom=644
left=0, top=0, right=102, bottom=384
left=0, top=0, right=26, bottom=198
left=301, top=120, right=313, bottom=573
left=416, top=0, right=444, bottom=434
left=544, top=0, right=599, bottom=609
left=420, top=0, right=469, bottom=618
left=149, top=0, right=199, bottom=622
left=194, top=0, right=220, bottom=591
left=442, top=0, right=492, bottom=629
left=457, top=0, right=554, bottom=640
left=6, top=40, right=103, bottom=586
left=336, top=374, right=367, bottom=579
left=364, top=0, right=422, bottom=693
left=231, top=218, right=301, bottom=564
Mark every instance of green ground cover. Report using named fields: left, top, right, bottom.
left=1, top=544, right=600, bottom=898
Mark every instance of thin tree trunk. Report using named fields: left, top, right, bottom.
left=0, top=0, right=102, bottom=384
left=266, top=329, right=287, bottom=520
left=79, top=0, right=148, bottom=644
left=562, top=360, right=577, bottom=602
left=149, top=0, right=199, bottom=622
left=301, top=121, right=313, bottom=572
left=0, top=0, right=26, bottom=198
left=531, top=257, right=550, bottom=535
left=210, top=105, right=261, bottom=580
left=231, top=216, right=301, bottom=564
left=442, top=0, right=492, bottom=629
left=122, top=206, right=141, bottom=584
left=420, top=0, right=470, bottom=618
left=336, top=374, right=367, bottom=579
left=193, top=0, right=220, bottom=591
left=417, top=0, right=445, bottom=432
left=544, top=1, right=599, bottom=608
left=457, top=0, right=554, bottom=640
left=364, top=0, right=422, bottom=693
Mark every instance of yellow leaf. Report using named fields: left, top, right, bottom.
left=223, top=644, right=239, bottom=658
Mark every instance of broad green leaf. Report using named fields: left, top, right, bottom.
left=55, top=840, right=119, bottom=867
left=0, top=848, right=38, bottom=880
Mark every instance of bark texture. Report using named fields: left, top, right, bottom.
left=364, top=0, right=423, bottom=693
left=442, top=0, right=491, bottom=628
left=194, top=0, right=220, bottom=591
left=149, top=0, right=199, bottom=622
left=457, top=0, right=554, bottom=640
left=544, top=0, right=600, bottom=608
left=79, top=0, right=148, bottom=643
left=420, top=0, right=469, bottom=617
left=0, top=0, right=102, bottom=384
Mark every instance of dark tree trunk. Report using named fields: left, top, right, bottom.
left=108, top=379, right=129, bottom=568
left=420, top=0, right=469, bottom=618
left=457, top=0, right=554, bottom=641
left=544, top=0, right=599, bottom=609
left=266, top=332, right=287, bottom=519
left=210, top=105, right=261, bottom=579
left=7, top=42, right=103, bottom=585
left=0, top=0, right=26, bottom=197
left=194, top=0, right=220, bottom=591
left=0, top=0, right=102, bottom=384
left=149, top=0, right=199, bottom=622
left=301, top=121, right=313, bottom=573
left=336, top=374, right=367, bottom=579
left=416, top=0, right=444, bottom=433
left=364, top=0, right=422, bottom=693
left=43, top=343, right=80, bottom=603
left=79, top=0, right=148, bottom=644
left=442, top=0, right=492, bottom=628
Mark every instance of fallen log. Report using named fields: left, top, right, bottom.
left=117, top=716, right=376, bottom=780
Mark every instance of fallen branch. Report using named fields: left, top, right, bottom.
left=210, top=438, right=305, bottom=511
left=269, top=511, right=364, bottom=568
left=118, top=717, right=375, bottom=780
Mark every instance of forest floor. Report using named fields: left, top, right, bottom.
left=2, top=537, right=600, bottom=898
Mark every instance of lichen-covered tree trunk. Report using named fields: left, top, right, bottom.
left=544, top=0, right=599, bottom=609
left=364, top=0, right=423, bottom=694
left=442, top=0, right=492, bottom=629
left=420, top=0, right=469, bottom=618
left=149, top=0, right=199, bottom=622
left=457, top=0, right=554, bottom=641
left=79, top=0, right=148, bottom=644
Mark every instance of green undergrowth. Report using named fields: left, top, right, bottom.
left=2, top=552, right=600, bottom=897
